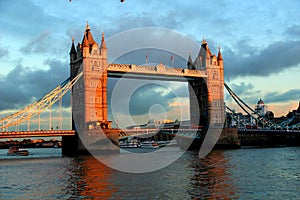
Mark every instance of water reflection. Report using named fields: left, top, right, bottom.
left=64, top=150, right=239, bottom=199
left=66, top=156, right=117, bottom=199
left=188, top=150, right=238, bottom=199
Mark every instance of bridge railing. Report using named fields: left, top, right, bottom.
left=108, top=63, right=207, bottom=77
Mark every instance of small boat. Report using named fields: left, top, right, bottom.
left=140, top=141, right=159, bottom=149
left=120, top=138, right=141, bottom=148
left=7, top=146, right=29, bottom=156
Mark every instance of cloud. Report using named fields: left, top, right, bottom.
left=0, top=0, right=58, bottom=37
left=224, top=82, right=262, bottom=108
left=0, top=59, right=69, bottom=111
left=107, top=78, right=187, bottom=117
left=285, top=25, right=300, bottom=38
left=228, top=82, right=260, bottom=96
left=128, top=82, right=187, bottom=115
left=224, top=40, right=300, bottom=79
left=0, top=36, right=8, bottom=59
left=20, top=31, right=51, bottom=54
left=0, top=45, right=8, bottom=59
left=265, top=89, right=300, bottom=103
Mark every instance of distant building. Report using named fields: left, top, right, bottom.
left=287, top=101, right=300, bottom=119
left=255, top=98, right=266, bottom=116
left=265, top=111, right=274, bottom=119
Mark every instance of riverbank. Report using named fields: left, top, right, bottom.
left=0, top=139, right=61, bottom=149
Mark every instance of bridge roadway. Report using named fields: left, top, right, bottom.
left=0, top=130, right=75, bottom=138
left=0, top=128, right=201, bottom=139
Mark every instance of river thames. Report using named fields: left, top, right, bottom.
left=0, top=147, right=299, bottom=199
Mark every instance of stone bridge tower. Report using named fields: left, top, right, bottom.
left=63, top=23, right=113, bottom=155
left=188, top=40, right=225, bottom=129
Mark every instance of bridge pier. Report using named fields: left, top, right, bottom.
left=185, top=40, right=226, bottom=150
left=61, top=135, right=79, bottom=156
left=62, top=129, right=120, bottom=156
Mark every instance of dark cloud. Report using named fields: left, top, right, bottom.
left=0, top=46, right=8, bottom=59
left=225, top=82, right=300, bottom=107
left=230, top=82, right=254, bottom=95
left=285, top=25, right=300, bottom=38
left=224, top=40, right=300, bottom=79
left=0, top=0, right=61, bottom=37
left=224, top=82, right=262, bottom=106
left=0, top=37, right=8, bottom=59
left=128, top=83, right=176, bottom=116
left=107, top=78, right=187, bottom=117
left=20, top=31, right=51, bottom=54
left=0, top=59, right=69, bottom=110
left=265, top=89, right=300, bottom=103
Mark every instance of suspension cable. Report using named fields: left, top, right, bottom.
left=0, top=72, right=83, bottom=130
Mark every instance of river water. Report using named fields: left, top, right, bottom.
left=0, top=147, right=299, bottom=199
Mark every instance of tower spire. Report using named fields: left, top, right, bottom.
left=70, top=37, right=77, bottom=55
left=100, top=32, right=107, bottom=49
left=85, top=21, right=90, bottom=31
left=187, top=52, right=194, bottom=69
left=217, top=46, right=223, bottom=60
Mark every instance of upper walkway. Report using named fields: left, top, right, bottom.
left=107, top=63, right=207, bottom=81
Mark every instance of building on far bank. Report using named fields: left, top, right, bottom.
left=255, top=98, right=266, bottom=117
left=227, top=99, right=300, bottom=129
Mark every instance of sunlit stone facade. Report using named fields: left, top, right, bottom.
left=69, top=23, right=111, bottom=132
left=188, top=40, right=225, bottom=128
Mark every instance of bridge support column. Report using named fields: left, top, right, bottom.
left=68, top=24, right=119, bottom=155
left=62, top=129, right=120, bottom=156
left=188, top=41, right=225, bottom=130
left=185, top=40, right=225, bottom=150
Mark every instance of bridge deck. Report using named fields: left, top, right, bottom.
left=108, top=63, right=206, bottom=81
left=0, top=130, right=75, bottom=138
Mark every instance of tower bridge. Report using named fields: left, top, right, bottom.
left=65, top=23, right=225, bottom=154
left=0, top=23, right=247, bottom=153
left=9, top=23, right=288, bottom=154
left=1, top=24, right=299, bottom=153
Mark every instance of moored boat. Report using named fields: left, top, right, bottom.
left=7, top=146, right=29, bottom=156
left=120, top=138, right=141, bottom=148
left=140, top=141, right=159, bottom=149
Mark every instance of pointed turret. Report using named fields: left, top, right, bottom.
left=70, top=37, right=77, bottom=63
left=201, top=39, right=212, bottom=56
left=297, top=101, right=300, bottom=113
left=100, top=32, right=107, bottom=49
left=70, top=37, right=77, bottom=55
left=81, top=21, right=97, bottom=48
left=194, top=38, right=212, bottom=69
left=82, top=34, right=89, bottom=48
left=187, top=53, right=195, bottom=69
left=100, top=32, right=107, bottom=58
left=217, top=46, right=223, bottom=61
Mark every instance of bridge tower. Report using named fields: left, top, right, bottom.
left=63, top=23, right=113, bottom=155
left=188, top=40, right=225, bottom=129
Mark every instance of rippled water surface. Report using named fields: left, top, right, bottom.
left=0, top=147, right=299, bottom=199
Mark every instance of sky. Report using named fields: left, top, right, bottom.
left=0, top=0, right=300, bottom=129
